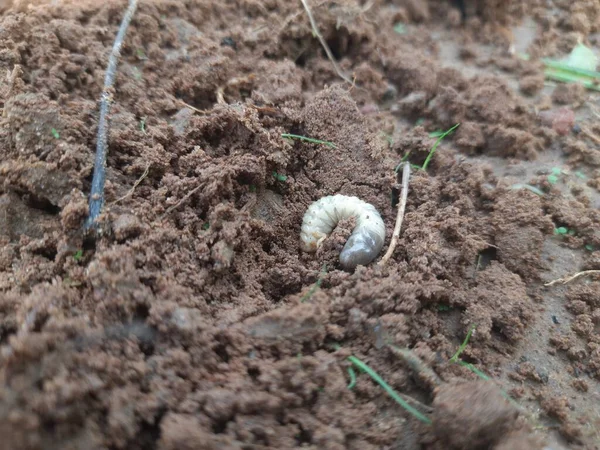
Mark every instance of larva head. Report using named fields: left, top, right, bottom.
left=339, top=230, right=382, bottom=270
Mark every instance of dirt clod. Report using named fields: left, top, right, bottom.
left=432, top=380, right=521, bottom=449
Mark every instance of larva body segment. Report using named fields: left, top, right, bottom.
left=300, top=195, right=386, bottom=270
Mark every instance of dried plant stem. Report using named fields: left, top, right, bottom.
left=388, top=345, right=443, bottom=389
left=160, top=182, right=203, bottom=219
left=300, top=0, right=354, bottom=86
left=581, top=127, right=600, bottom=145
left=545, top=270, right=600, bottom=286
left=111, top=163, right=150, bottom=205
left=379, top=163, right=411, bottom=266
left=85, top=0, right=139, bottom=231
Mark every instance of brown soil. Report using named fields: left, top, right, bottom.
left=1, top=0, right=599, bottom=449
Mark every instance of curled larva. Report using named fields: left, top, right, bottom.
left=300, top=195, right=386, bottom=270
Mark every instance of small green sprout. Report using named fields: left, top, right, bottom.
left=132, top=67, right=143, bottom=80
left=421, top=123, right=460, bottom=171
left=450, top=324, right=476, bottom=363
left=136, top=48, right=148, bottom=60
left=547, top=167, right=562, bottom=185
left=249, top=185, right=257, bottom=193
left=415, top=118, right=425, bottom=126
left=393, top=23, right=406, bottom=34
left=347, top=367, right=357, bottom=389
left=301, top=264, right=327, bottom=302
left=575, top=171, right=586, bottom=180
left=437, top=305, right=451, bottom=312
left=73, top=250, right=83, bottom=261
left=428, top=130, right=445, bottom=138
left=272, top=171, right=287, bottom=182
left=201, top=222, right=210, bottom=231
left=281, top=133, right=336, bottom=148
left=379, top=131, right=394, bottom=147
left=51, top=128, right=60, bottom=139
left=139, top=117, right=147, bottom=133
left=554, top=227, right=568, bottom=236
left=585, top=244, right=595, bottom=251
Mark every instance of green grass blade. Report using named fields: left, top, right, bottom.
left=421, top=123, right=460, bottom=171
left=300, top=264, right=327, bottom=302
left=450, top=325, right=476, bottom=363
left=281, top=133, right=337, bottom=148
left=544, top=70, right=600, bottom=91
left=347, top=367, right=357, bottom=389
left=347, top=355, right=432, bottom=424
left=542, top=59, right=600, bottom=79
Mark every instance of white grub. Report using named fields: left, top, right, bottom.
left=300, top=195, right=386, bottom=270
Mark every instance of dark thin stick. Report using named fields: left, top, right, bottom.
left=85, top=0, right=139, bottom=231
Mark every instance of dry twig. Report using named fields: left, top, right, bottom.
left=545, top=270, right=600, bottom=286
left=160, top=182, right=204, bottom=219
left=111, top=163, right=150, bottom=205
left=379, top=162, right=411, bottom=266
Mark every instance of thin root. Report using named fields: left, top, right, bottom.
left=395, top=392, right=434, bottom=414
left=178, top=99, right=210, bottom=114
left=160, top=182, right=204, bottom=219
left=111, top=163, right=150, bottom=206
left=300, top=0, right=355, bottom=86
left=379, top=162, right=411, bottom=266
left=545, top=270, right=600, bottom=286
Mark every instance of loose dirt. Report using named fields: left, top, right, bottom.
left=0, top=0, right=599, bottom=449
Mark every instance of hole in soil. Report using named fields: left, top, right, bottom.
left=175, top=93, right=215, bottom=113
left=211, top=419, right=228, bottom=434
left=491, top=323, right=510, bottom=343
left=476, top=246, right=497, bottom=271
left=452, top=0, right=467, bottom=20
left=32, top=245, right=58, bottom=262
left=214, top=342, right=230, bottom=363
left=391, top=187, right=400, bottom=208
left=247, top=366, right=260, bottom=380
left=324, top=28, right=353, bottom=61
left=261, top=241, right=272, bottom=254
left=294, top=427, right=313, bottom=445
left=134, top=303, right=150, bottom=321
left=82, top=235, right=97, bottom=252
left=0, top=324, right=18, bottom=345
left=31, top=311, right=49, bottom=333
left=133, top=421, right=162, bottom=450
left=21, top=192, right=60, bottom=215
